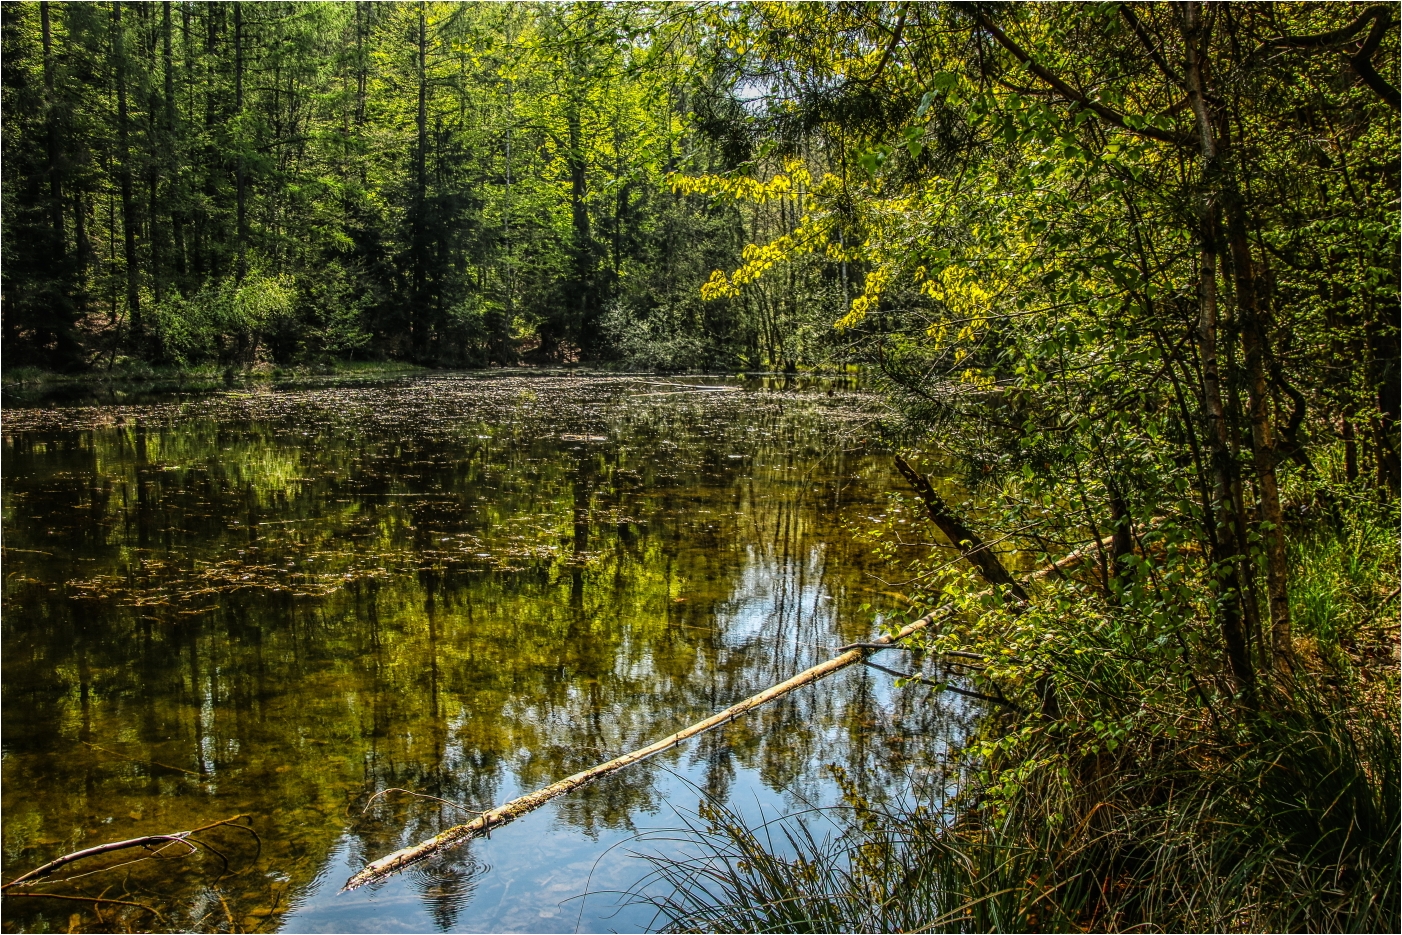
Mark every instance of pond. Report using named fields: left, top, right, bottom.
left=2, top=372, right=977, bottom=933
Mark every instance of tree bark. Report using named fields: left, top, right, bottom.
left=39, top=2, right=64, bottom=254
left=1181, top=2, right=1255, bottom=691
left=113, top=4, right=142, bottom=346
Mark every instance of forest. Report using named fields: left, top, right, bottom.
left=2, top=2, right=1399, bottom=933
left=3, top=1, right=842, bottom=373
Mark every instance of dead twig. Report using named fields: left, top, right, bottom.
left=2, top=815, right=251, bottom=890
left=81, top=740, right=204, bottom=777
left=1360, top=586, right=1401, bottom=629
left=861, top=658, right=1024, bottom=712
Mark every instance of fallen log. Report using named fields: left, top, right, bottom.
left=894, top=454, right=1029, bottom=603
left=342, top=605, right=952, bottom=891
left=343, top=528, right=1111, bottom=891
left=1029, top=535, right=1110, bottom=583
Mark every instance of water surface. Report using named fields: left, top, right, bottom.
left=2, top=372, right=974, bottom=933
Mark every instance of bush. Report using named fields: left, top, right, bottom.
left=151, top=274, right=296, bottom=366
left=601, top=300, right=715, bottom=372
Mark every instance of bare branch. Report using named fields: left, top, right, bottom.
left=968, top=5, right=1190, bottom=148
left=2, top=815, right=251, bottom=890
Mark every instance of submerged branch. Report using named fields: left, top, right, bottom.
left=2, top=891, right=168, bottom=923
left=1, top=815, right=252, bottom=890
left=861, top=658, right=1025, bottom=711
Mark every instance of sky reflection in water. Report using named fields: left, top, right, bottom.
left=2, top=373, right=977, bottom=933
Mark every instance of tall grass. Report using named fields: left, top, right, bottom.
left=639, top=505, right=1400, bottom=933
left=641, top=691, right=1398, bottom=933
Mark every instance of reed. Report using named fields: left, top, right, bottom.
left=639, top=681, right=1397, bottom=933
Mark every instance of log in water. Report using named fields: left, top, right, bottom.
left=343, top=606, right=951, bottom=890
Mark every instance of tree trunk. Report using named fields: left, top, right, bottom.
left=413, top=1, right=428, bottom=357
left=1224, top=198, right=1293, bottom=670
left=893, top=455, right=1029, bottom=604
left=163, top=1, right=185, bottom=289
left=113, top=4, right=142, bottom=347
left=1343, top=417, right=1359, bottom=481
left=1367, top=306, right=1401, bottom=494
left=40, top=2, right=64, bottom=255
left=355, top=3, right=368, bottom=129
left=74, top=188, right=91, bottom=275
left=234, top=2, right=246, bottom=281
left=149, top=172, right=162, bottom=305
left=567, top=97, right=590, bottom=352
left=1181, top=2, right=1255, bottom=691
left=501, top=67, right=515, bottom=364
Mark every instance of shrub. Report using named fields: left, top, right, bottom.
left=151, top=274, right=296, bottom=367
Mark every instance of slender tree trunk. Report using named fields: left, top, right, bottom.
left=1224, top=199, right=1293, bottom=670
left=411, top=1, right=429, bottom=358
left=1195, top=212, right=1254, bottom=691
left=355, top=3, right=368, bottom=129
left=149, top=171, right=162, bottom=305
left=40, top=2, right=64, bottom=254
left=1367, top=311, right=1401, bottom=494
left=234, top=2, right=246, bottom=281
left=164, top=1, right=185, bottom=288
left=1181, top=2, right=1254, bottom=691
left=567, top=98, right=589, bottom=352
left=1343, top=417, right=1359, bottom=481
left=611, top=121, right=624, bottom=282
left=502, top=69, right=515, bottom=363
left=74, top=188, right=91, bottom=275
left=148, top=73, right=162, bottom=308
left=1215, top=247, right=1267, bottom=667
left=113, top=4, right=142, bottom=347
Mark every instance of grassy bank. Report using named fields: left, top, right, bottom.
left=641, top=496, right=1400, bottom=933
left=1, top=358, right=426, bottom=390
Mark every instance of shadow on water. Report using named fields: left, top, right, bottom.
left=1, top=372, right=977, bottom=933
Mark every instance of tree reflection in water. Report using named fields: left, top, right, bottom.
left=2, top=373, right=980, bottom=933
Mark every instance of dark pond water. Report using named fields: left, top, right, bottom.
left=2, top=372, right=976, bottom=933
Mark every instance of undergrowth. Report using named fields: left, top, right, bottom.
left=639, top=500, right=1400, bottom=933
